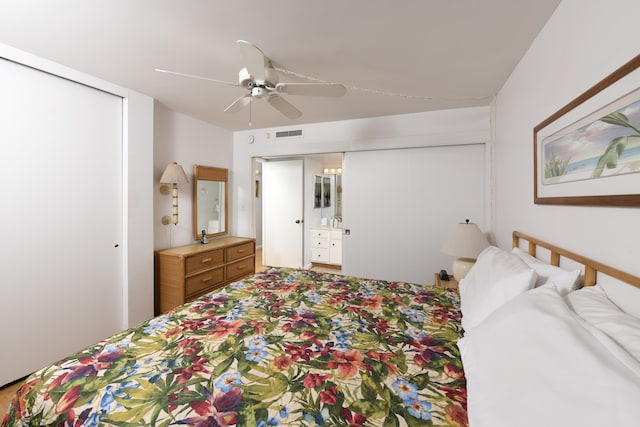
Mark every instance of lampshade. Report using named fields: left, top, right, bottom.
left=441, top=219, right=490, bottom=281
left=159, top=162, right=188, bottom=226
left=441, top=220, right=490, bottom=259
left=160, top=162, right=189, bottom=184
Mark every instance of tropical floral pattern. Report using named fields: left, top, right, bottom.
left=3, top=268, right=467, bottom=427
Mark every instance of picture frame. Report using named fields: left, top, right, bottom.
left=534, top=54, right=640, bottom=206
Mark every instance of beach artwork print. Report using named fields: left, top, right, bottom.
left=543, top=97, right=640, bottom=185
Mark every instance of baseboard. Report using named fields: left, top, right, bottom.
left=311, top=262, right=342, bottom=271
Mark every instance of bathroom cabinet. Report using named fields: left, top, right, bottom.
left=310, top=227, right=342, bottom=266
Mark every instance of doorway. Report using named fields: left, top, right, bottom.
left=256, top=153, right=344, bottom=270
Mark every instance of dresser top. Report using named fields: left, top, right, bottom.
left=156, top=236, right=254, bottom=257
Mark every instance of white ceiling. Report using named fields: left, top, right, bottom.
left=0, top=0, right=560, bottom=131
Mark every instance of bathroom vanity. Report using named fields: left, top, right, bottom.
left=310, top=227, right=343, bottom=266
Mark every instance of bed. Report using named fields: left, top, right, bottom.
left=2, top=267, right=467, bottom=426
left=3, top=231, right=640, bottom=427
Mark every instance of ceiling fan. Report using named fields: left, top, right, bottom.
left=156, top=40, right=347, bottom=119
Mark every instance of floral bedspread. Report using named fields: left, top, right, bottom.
left=3, top=268, right=467, bottom=427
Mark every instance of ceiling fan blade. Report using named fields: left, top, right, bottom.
left=155, top=68, right=239, bottom=87
left=224, top=94, right=252, bottom=113
left=267, top=94, right=302, bottom=119
left=237, top=40, right=266, bottom=82
left=276, top=82, right=347, bottom=97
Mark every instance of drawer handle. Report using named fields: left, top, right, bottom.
left=201, top=257, right=212, bottom=264
left=201, top=276, right=212, bottom=283
left=237, top=249, right=246, bottom=253
left=237, top=264, right=246, bottom=270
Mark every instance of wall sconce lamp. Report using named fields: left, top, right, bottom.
left=159, top=162, right=189, bottom=225
left=441, top=219, right=490, bottom=281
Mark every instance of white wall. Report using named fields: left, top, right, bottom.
left=123, top=90, right=154, bottom=327
left=493, top=0, right=640, bottom=276
left=153, top=103, right=233, bottom=249
left=232, top=106, right=491, bottom=240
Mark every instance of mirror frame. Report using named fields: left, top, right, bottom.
left=193, top=165, right=228, bottom=241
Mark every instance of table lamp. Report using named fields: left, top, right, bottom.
left=441, top=219, right=490, bottom=281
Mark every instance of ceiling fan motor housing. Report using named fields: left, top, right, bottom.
left=238, top=67, right=278, bottom=90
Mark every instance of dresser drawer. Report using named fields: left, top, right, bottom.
left=311, top=229, right=329, bottom=239
left=185, top=266, right=224, bottom=296
left=311, top=237, right=328, bottom=249
left=185, top=249, right=224, bottom=275
left=226, top=257, right=255, bottom=281
left=311, top=248, right=329, bottom=262
left=227, top=242, right=254, bottom=262
left=330, top=230, right=342, bottom=240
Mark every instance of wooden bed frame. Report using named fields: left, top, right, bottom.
left=512, top=230, right=640, bottom=289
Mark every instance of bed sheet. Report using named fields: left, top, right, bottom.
left=3, top=268, right=467, bottom=427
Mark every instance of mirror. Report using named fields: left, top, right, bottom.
left=193, top=165, right=228, bottom=241
left=314, top=174, right=342, bottom=220
left=314, top=175, right=322, bottom=208
left=323, top=176, right=331, bottom=207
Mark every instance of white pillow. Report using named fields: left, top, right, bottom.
left=566, top=285, right=640, bottom=361
left=459, top=246, right=536, bottom=331
left=458, top=284, right=640, bottom=427
left=599, top=280, right=640, bottom=319
left=512, top=247, right=580, bottom=295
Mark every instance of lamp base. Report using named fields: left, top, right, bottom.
left=452, top=258, right=476, bottom=281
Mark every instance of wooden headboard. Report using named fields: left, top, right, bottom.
left=512, top=231, right=640, bottom=289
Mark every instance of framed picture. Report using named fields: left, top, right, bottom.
left=534, top=54, right=640, bottom=206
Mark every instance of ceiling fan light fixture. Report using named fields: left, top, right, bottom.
left=251, top=86, right=268, bottom=98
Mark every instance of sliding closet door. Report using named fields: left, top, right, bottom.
left=342, top=145, right=485, bottom=284
left=0, top=58, right=123, bottom=386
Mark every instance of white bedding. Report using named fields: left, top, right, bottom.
left=458, top=284, right=640, bottom=427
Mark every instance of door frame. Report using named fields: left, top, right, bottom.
left=252, top=153, right=344, bottom=269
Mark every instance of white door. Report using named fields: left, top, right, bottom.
left=0, top=58, right=123, bottom=386
left=262, top=159, right=304, bottom=268
left=342, top=145, right=486, bottom=284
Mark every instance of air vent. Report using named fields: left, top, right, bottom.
left=275, top=129, right=303, bottom=139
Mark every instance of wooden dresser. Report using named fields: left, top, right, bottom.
left=155, top=236, right=255, bottom=314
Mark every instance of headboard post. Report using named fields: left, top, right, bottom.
left=512, top=235, right=519, bottom=249
left=584, top=267, right=597, bottom=287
